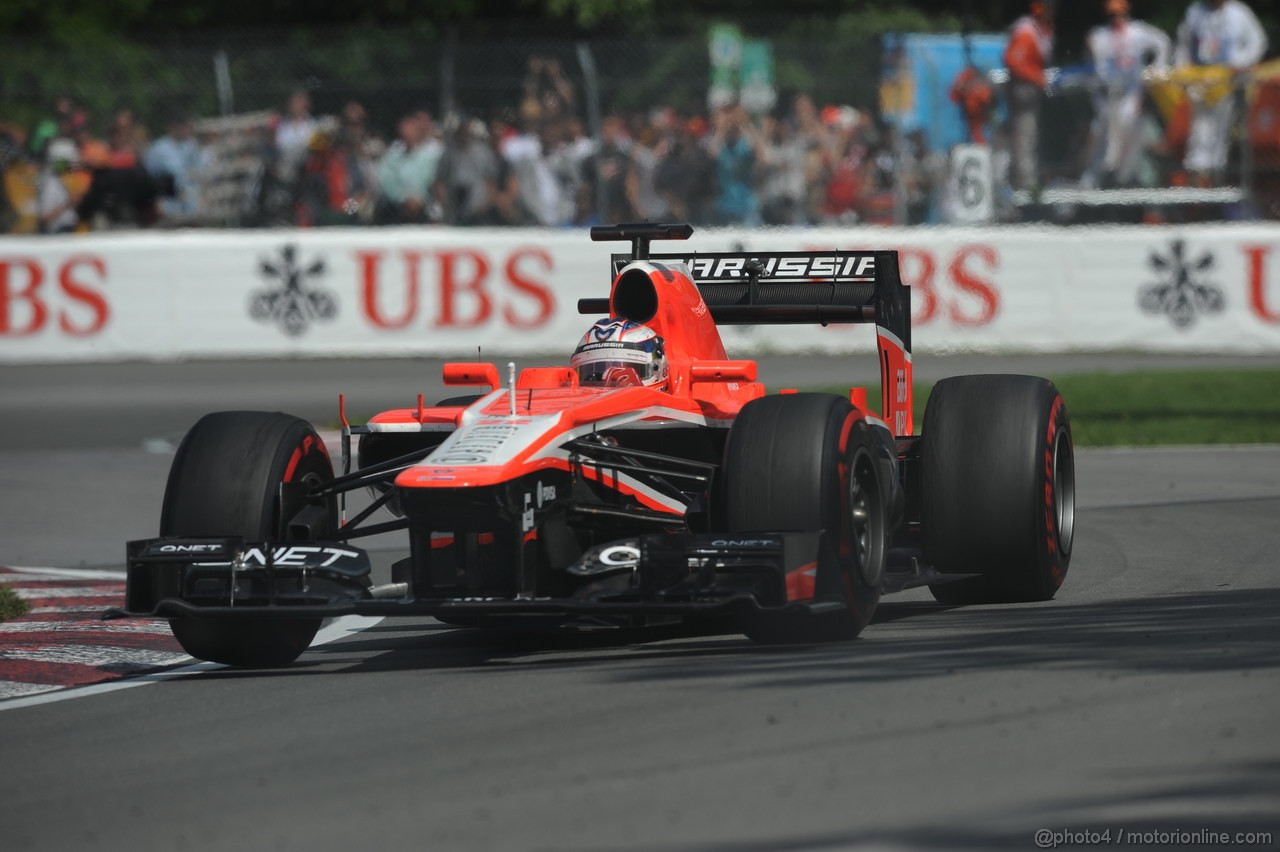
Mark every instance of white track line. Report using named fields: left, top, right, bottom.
left=0, top=615, right=382, bottom=712
left=13, top=587, right=121, bottom=599
left=0, top=645, right=190, bottom=668
left=26, top=606, right=113, bottom=614
left=0, top=682, right=61, bottom=700
left=0, top=620, right=174, bottom=635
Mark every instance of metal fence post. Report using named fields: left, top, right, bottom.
left=1239, top=80, right=1254, bottom=215
left=440, top=27, right=457, bottom=120
left=576, top=41, right=606, bottom=223
left=892, top=124, right=909, bottom=226
left=214, top=49, right=234, bottom=116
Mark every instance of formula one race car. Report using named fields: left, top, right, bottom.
left=117, top=224, right=1076, bottom=667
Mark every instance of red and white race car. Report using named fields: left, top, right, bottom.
left=119, top=224, right=1076, bottom=667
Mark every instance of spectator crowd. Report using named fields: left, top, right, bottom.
left=0, top=0, right=1272, bottom=234
left=1, top=63, right=908, bottom=234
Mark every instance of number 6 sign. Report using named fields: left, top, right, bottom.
left=948, top=144, right=994, bottom=224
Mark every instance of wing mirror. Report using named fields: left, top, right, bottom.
left=689, top=361, right=757, bottom=384
left=442, top=362, right=501, bottom=389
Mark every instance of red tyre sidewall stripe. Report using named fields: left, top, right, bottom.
left=835, top=410, right=861, bottom=562
left=283, top=434, right=319, bottom=483
left=1043, top=394, right=1066, bottom=587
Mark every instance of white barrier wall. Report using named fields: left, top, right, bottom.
left=2, top=225, right=1279, bottom=362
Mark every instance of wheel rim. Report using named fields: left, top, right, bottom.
left=1052, top=427, right=1075, bottom=557
left=849, top=451, right=884, bottom=588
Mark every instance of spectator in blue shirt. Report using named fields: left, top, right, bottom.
left=144, top=115, right=201, bottom=221
left=707, top=104, right=762, bottom=225
left=377, top=111, right=443, bottom=224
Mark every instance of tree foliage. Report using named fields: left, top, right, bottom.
left=6, top=1, right=1276, bottom=77
left=10, top=0, right=1271, bottom=39
left=3, top=0, right=1274, bottom=132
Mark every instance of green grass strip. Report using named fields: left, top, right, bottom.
left=819, top=369, right=1280, bottom=446
left=0, top=586, right=29, bottom=623
left=332, top=369, right=1280, bottom=447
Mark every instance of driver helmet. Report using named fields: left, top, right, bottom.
left=571, top=318, right=668, bottom=388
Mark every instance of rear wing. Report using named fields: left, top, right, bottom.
left=582, top=223, right=914, bottom=435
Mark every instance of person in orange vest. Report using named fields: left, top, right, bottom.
left=1004, top=0, right=1055, bottom=191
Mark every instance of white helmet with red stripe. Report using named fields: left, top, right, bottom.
left=571, top=318, right=668, bottom=388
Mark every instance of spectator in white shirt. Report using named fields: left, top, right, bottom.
left=275, top=90, right=317, bottom=173
left=38, top=138, right=80, bottom=233
left=1086, top=0, right=1171, bottom=186
left=500, top=119, right=561, bottom=226
left=1175, top=0, right=1268, bottom=177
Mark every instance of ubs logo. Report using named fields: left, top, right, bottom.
left=1138, top=239, right=1224, bottom=329
left=250, top=244, right=338, bottom=336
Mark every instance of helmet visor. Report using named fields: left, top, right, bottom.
left=577, top=360, right=654, bottom=387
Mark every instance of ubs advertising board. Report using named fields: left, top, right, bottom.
left=2, top=225, right=1278, bottom=362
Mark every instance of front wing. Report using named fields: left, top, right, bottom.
left=111, top=532, right=922, bottom=622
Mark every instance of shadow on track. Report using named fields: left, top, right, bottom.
left=598, top=587, right=1280, bottom=690
left=196, top=588, right=1280, bottom=686
left=604, top=760, right=1280, bottom=851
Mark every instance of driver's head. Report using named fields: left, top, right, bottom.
left=572, top=318, right=668, bottom=388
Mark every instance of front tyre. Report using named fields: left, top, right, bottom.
left=718, top=394, right=885, bottom=643
left=922, top=375, right=1075, bottom=604
left=162, top=411, right=334, bottom=667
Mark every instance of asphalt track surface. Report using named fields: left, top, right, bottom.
left=1, top=355, right=1278, bottom=851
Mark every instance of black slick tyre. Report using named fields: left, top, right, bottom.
left=921, top=375, right=1075, bottom=604
left=161, top=411, right=336, bottom=667
left=718, top=393, right=885, bottom=643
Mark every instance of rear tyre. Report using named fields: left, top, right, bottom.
left=162, top=411, right=334, bottom=667
left=718, top=394, right=885, bottom=643
left=922, top=375, right=1075, bottom=604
